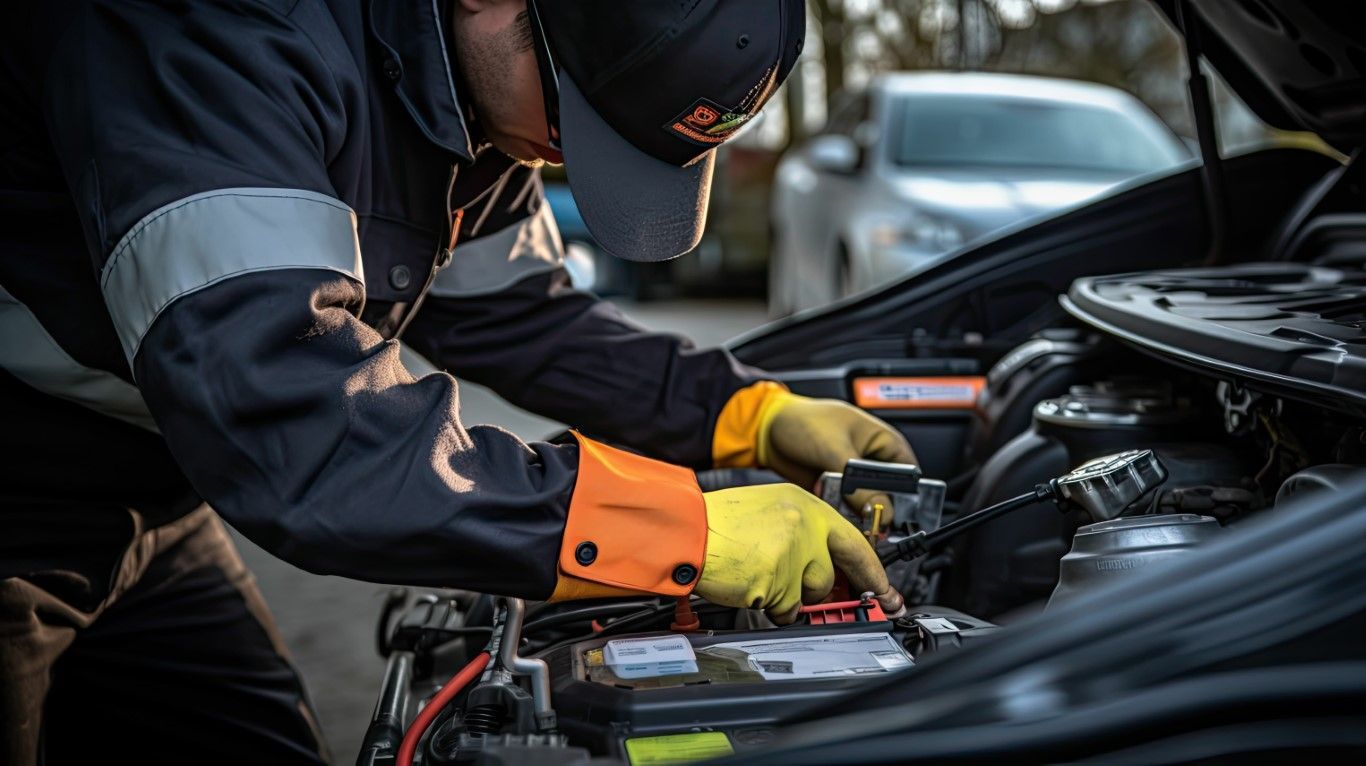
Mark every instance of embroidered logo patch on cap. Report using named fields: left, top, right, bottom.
left=664, top=66, right=777, bottom=146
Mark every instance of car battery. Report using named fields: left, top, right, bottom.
left=543, top=615, right=913, bottom=762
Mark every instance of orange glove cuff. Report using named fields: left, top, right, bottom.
left=711, top=380, right=790, bottom=469
left=551, top=433, right=707, bottom=601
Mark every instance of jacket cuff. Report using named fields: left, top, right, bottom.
left=553, top=433, right=707, bottom=600
left=711, top=380, right=790, bottom=469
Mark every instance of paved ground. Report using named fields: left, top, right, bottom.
left=230, top=298, right=769, bottom=762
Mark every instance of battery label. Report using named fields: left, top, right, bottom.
left=697, top=632, right=911, bottom=680
left=624, top=732, right=734, bottom=765
left=606, top=634, right=699, bottom=679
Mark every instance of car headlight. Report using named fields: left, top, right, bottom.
left=869, top=216, right=965, bottom=253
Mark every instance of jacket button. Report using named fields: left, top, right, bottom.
left=575, top=542, right=597, bottom=566
left=672, top=564, right=698, bottom=585
left=388, top=265, right=412, bottom=290
left=382, top=58, right=401, bottom=81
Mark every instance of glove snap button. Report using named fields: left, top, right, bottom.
left=388, top=265, right=412, bottom=291
left=671, top=564, right=698, bottom=585
left=574, top=542, right=597, bottom=566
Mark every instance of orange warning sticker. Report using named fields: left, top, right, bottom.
left=852, top=376, right=985, bottom=410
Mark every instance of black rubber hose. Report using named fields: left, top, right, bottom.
left=728, top=663, right=1366, bottom=765
left=529, top=600, right=737, bottom=658
left=521, top=601, right=658, bottom=636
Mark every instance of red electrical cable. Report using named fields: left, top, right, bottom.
left=397, top=651, right=492, bottom=766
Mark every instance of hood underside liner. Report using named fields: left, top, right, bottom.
left=1064, top=262, right=1366, bottom=413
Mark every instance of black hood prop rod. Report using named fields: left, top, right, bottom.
left=1175, top=0, right=1229, bottom=266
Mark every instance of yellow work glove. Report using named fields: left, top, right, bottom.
left=759, top=391, right=917, bottom=489
left=694, top=483, right=906, bottom=624
left=714, top=382, right=917, bottom=526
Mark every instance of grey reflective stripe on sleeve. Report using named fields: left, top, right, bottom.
left=100, top=188, right=365, bottom=365
left=428, top=200, right=563, bottom=298
left=0, top=283, right=158, bottom=432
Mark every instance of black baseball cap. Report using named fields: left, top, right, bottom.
left=536, top=0, right=806, bottom=262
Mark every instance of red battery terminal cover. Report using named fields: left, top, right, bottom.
left=800, top=595, right=887, bottom=625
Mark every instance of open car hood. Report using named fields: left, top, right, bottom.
left=1153, top=0, right=1366, bottom=152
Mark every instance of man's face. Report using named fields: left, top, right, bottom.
left=452, top=0, right=563, bottom=167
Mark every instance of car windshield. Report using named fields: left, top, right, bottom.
left=893, top=94, right=1185, bottom=174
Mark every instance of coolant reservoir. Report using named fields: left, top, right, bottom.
left=1047, top=513, right=1221, bottom=608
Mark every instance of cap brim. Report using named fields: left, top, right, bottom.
left=559, top=74, right=714, bottom=262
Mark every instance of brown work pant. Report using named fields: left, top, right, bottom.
left=1, top=505, right=329, bottom=765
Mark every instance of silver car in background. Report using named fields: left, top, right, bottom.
left=769, top=72, right=1191, bottom=315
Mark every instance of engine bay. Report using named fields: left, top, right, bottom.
left=362, top=263, right=1366, bottom=763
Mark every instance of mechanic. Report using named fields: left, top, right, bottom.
left=1, top=1, right=916, bottom=762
